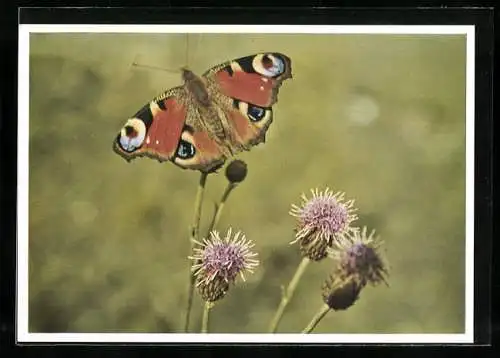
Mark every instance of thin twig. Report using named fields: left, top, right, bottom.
left=207, top=182, right=237, bottom=235
left=302, top=304, right=331, bottom=333
left=268, top=257, right=311, bottom=333
left=183, top=171, right=209, bottom=332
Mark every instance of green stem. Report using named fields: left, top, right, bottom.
left=268, top=257, right=311, bottom=333
left=207, top=182, right=237, bottom=235
left=201, top=301, right=213, bottom=333
left=183, top=171, right=209, bottom=332
left=302, top=304, right=331, bottom=333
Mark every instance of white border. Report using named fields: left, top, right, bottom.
left=17, top=24, right=475, bottom=344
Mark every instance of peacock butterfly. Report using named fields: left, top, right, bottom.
left=113, top=53, right=292, bottom=173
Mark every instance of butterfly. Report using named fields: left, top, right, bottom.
left=113, top=53, right=292, bottom=173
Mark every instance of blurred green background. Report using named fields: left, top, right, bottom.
left=28, top=33, right=466, bottom=334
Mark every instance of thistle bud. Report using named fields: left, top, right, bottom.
left=196, top=275, right=230, bottom=303
left=322, top=269, right=365, bottom=311
left=298, top=230, right=328, bottom=261
left=225, top=160, right=248, bottom=183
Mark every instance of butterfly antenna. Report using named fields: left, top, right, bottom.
left=185, top=33, right=190, bottom=67
left=131, top=61, right=180, bottom=74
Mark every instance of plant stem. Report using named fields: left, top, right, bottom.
left=302, top=304, right=331, bottom=333
left=268, top=257, right=311, bottom=333
left=183, top=171, right=209, bottom=332
left=201, top=301, right=213, bottom=333
left=207, top=182, right=237, bottom=235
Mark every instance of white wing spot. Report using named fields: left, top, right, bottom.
left=146, top=136, right=151, bottom=144
left=156, top=140, right=160, bottom=145
left=262, top=78, right=268, bottom=82
left=259, top=86, right=264, bottom=91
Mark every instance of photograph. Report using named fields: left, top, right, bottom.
left=17, top=24, right=474, bottom=343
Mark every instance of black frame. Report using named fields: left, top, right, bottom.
left=1, top=6, right=494, bottom=353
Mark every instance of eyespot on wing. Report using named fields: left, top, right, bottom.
left=206, top=52, right=292, bottom=108
left=172, top=128, right=227, bottom=173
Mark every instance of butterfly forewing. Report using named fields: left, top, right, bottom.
left=113, top=87, right=187, bottom=163
left=203, top=52, right=292, bottom=107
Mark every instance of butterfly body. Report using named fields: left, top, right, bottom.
left=114, top=53, right=292, bottom=173
left=181, top=68, right=211, bottom=106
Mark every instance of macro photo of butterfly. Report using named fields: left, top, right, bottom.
left=113, top=53, right=292, bottom=173
left=23, top=27, right=470, bottom=340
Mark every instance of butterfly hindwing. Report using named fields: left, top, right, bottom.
left=172, top=123, right=226, bottom=172
left=223, top=99, right=274, bottom=148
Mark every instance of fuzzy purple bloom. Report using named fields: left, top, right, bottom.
left=330, top=227, right=389, bottom=286
left=290, top=188, right=358, bottom=246
left=190, top=228, right=259, bottom=286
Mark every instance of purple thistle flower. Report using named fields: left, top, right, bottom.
left=290, top=187, right=358, bottom=247
left=330, top=226, right=389, bottom=286
left=190, top=228, right=259, bottom=287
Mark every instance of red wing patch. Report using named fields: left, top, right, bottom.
left=207, top=53, right=292, bottom=108
left=215, top=71, right=278, bottom=108
left=141, top=98, right=186, bottom=160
